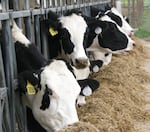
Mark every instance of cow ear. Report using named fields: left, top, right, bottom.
left=95, top=27, right=102, bottom=34
left=18, top=71, right=40, bottom=94
left=78, top=78, right=100, bottom=96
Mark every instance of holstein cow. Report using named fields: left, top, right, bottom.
left=12, top=21, right=99, bottom=131
left=41, top=10, right=99, bottom=105
left=90, top=6, right=134, bottom=36
left=41, top=9, right=90, bottom=69
left=83, top=15, right=135, bottom=72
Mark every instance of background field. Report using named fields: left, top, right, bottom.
left=122, top=0, right=150, bottom=39
left=135, top=7, right=150, bottom=39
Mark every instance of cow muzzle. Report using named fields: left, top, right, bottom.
left=74, top=58, right=89, bottom=69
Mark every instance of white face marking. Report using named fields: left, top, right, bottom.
left=59, top=14, right=89, bottom=66
left=82, top=86, right=92, bottom=96
left=24, top=60, right=80, bottom=131
left=11, top=21, right=31, bottom=47
left=95, top=27, right=102, bottom=34
left=76, top=95, right=86, bottom=106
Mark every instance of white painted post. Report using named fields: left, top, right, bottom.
left=116, top=0, right=122, bottom=13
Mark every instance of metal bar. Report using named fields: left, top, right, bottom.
left=24, top=0, right=33, bottom=41
left=0, top=46, right=6, bottom=88
left=0, top=35, right=11, bottom=132
left=0, top=13, right=9, bottom=20
left=1, top=20, right=16, bottom=132
left=40, top=20, right=49, bottom=59
left=34, top=15, right=42, bottom=52
left=11, top=10, right=31, bottom=18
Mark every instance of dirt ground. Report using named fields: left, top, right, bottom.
left=59, top=37, right=150, bottom=132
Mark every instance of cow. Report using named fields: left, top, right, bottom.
left=83, top=14, right=135, bottom=72
left=41, top=9, right=90, bottom=69
left=90, top=6, right=134, bottom=36
left=11, top=21, right=99, bottom=131
left=40, top=9, right=101, bottom=104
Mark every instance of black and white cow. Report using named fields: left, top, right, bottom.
left=40, top=10, right=100, bottom=104
left=90, top=6, right=134, bottom=36
left=12, top=21, right=99, bottom=131
left=83, top=14, right=135, bottom=72
left=41, top=10, right=90, bottom=69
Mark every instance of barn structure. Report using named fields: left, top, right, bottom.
left=0, top=0, right=124, bottom=131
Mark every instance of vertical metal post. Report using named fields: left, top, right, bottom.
left=34, top=15, right=42, bottom=52
left=40, top=20, right=49, bottom=59
left=13, top=0, right=22, bottom=27
left=1, top=20, right=16, bottom=132
left=24, top=0, right=33, bottom=41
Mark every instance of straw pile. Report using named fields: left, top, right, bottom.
left=59, top=37, right=150, bottom=132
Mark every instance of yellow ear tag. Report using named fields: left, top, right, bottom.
left=26, top=81, right=36, bottom=95
left=49, top=27, right=58, bottom=36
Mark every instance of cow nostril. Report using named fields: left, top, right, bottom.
left=129, top=31, right=134, bottom=37
left=75, top=58, right=89, bottom=68
left=133, top=43, right=136, bottom=47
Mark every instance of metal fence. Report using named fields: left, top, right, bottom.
left=0, top=0, right=111, bottom=131
left=121, top=0, right=144, bottom=27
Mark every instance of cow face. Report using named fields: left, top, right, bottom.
left=85, top=16, right=135, bottom=54
left=46, top=11, right=90, bottom=69
left=106, top=7, right=134, bottom=36
left=23, top=60, right=80, bottom=131
left=90, top=6, right=134, bottom=36
left=98, top=15, right=135, bottom=53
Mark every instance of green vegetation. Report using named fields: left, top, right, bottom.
left=122, top=1, right=150, bottom=39
left=135, top=7, right=150, bottom=39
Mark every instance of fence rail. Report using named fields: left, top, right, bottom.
left=0, top=0, right=111, bottom=131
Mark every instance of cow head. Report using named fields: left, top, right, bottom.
left=20, top=60, right=81, bottom=131
left=85, top=16, right=135, bottom=54
left=108, top=7, right=134, bottom=36
left=90, top=6, right=134, bottom=36
left=44, top=10, right=90, bottom=69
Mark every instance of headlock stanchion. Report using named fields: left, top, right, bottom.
left=0, top=0, right=111, bottom=131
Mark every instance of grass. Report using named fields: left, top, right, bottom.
left=122, top=1, right=150, bottom=39
left=135, top=7, right=150, bottom=39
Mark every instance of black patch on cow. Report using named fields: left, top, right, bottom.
left=41, top=18, right=74, bottom=59
left=78, top=78, right=100, bottom=96
left=60, top=28, right=75, bottom=54
left=15, top=41, right=47, bottom=73
left=48, top=10, right=60, bottom=22
left=106, top=11, right=123, bottom=27
left=18, top=70, right=39, bottom=94
left=90, top=60, right=103, bottom=72
left=83, top=19, right=103, bottom=48
left=84, top=18, right=128, bottom=51
left=97, top=21, right=128, bottom=51
left=40, top=85, right=52, bottom=110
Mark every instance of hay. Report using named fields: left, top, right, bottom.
left=60, top=37, right=150, bottom=132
